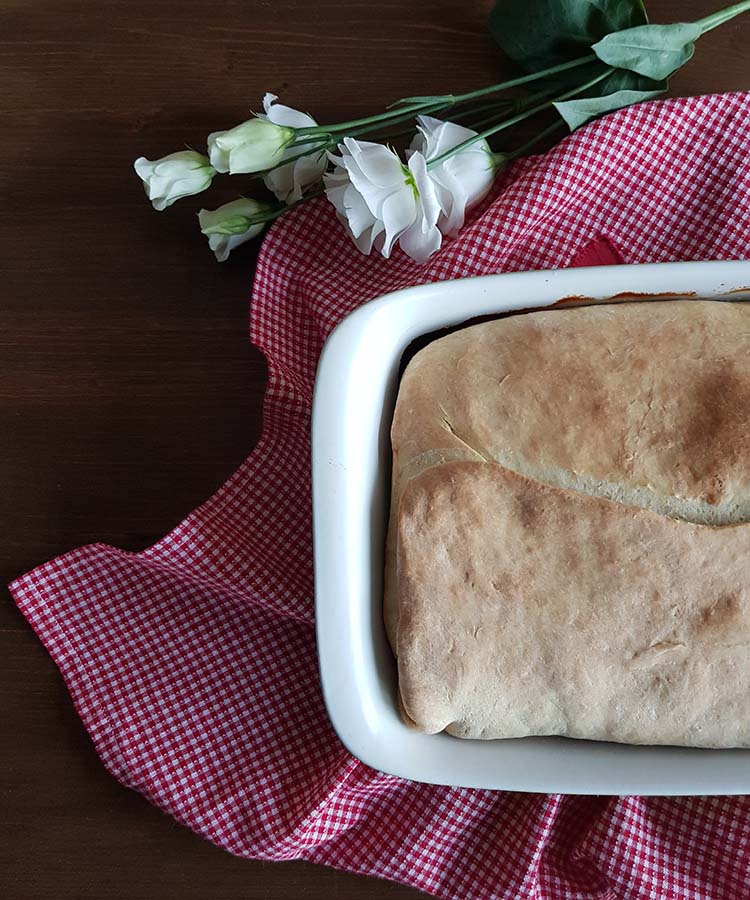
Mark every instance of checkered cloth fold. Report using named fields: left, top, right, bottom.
left=11, top=92, right=750, bottom=900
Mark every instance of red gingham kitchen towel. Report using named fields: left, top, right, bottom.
left=10, top=92, right=750, bottom=900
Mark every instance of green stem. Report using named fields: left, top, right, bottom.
left=261, top=138, right=332, bottom=171
left=449, top=54, right=596, bottom=104
left=270, top=185, right=325, bottom=215
left=450, top=98, right=515, bottom=122
left=211, top=187, right=326, bottom=233
left=468, top=87, right=559, bottom=132
left=347, top=97, right=516, bottom=142
left=344, top=100, right=451, bottom=139
left=426, top=68, right=612, bottom=168
left=296, top=100, right=452, bottom=136
left=695, top=0, right=750, bottom=34
left=296, top=54, right=596, bottom=137
left=508, top=120, right=567, bottom=160
left=468, top=108, right=529, bottom=134
left=376, top=100, right=515, bottom=144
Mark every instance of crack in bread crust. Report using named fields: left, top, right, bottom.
left=386, top=300, right=750, bottom=745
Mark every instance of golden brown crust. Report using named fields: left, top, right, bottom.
left=386, top=300, right=750, bottom=746
left=392, top=300, right=750, bottom=508
left=397, top=461, right=750, bottom=747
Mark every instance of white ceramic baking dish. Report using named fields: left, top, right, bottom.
left=312, top=260, right=750, bottom=794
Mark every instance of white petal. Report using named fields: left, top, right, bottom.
left=207, top=234, right=228, bottom=261
left=343, top=184, right=378, bottom=239
left=342, top=138, right=404, bottom=190
left=205, top=218, right=263, bottom=262
left=394, top=151, right=443, bottom=262
left=168, top=173, right=211, bottom=200
left=151, top=195, right=170, bottom=212
left=145, top=173, right=169, bottom=200
left=264, top=146, right=326, bottom=203
left=198, top=197, right=269, bottom=233
left=207, top=131, right=230, bottom=172
left=228, top=140, right=281, bottom=174
left=408, top=128, right=425, bottom=157
left=443, top=146, right=494, bottom=191
left=133, top=156, right=156, bottom=179
left=262, top=92, right=279, bottom=114
left=379, top=188, right=416, bottom=258
left=336, top=159, right=396, bottom=219
left=263, top=162, right=296, bottom=202
left=429, top=166, right=467, bottom=234
left=408, top=152, right=440, bottom=231
left=341, top=215, right=377, bottom=255
left=152, top=152, right=207, bottom=176
left=398, top=217, right=442, bottom=262
left=207, top=118, right=294, bottom=174
left=409, top=117, right=496, bottom=236
left=430, top=177, right=461, bottom=234
left=415, top=115, right=478, bottom=160
left=134, top=151, right=214, bottom=209
left=324, top=172, right=350, bottom=216
left=347, top=216, right=378, bottom=255
left=262, top=93, right=317, bottom=129
left=289, top=149, right=327, bottom=196
left=324, top=140, right=447, bottom=259
left=325, top=162, right=382, bottom=254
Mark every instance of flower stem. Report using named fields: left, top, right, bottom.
left=450, top=98, right=516, bottom=123
left=341, top=96, right=517, bottom=142
left=344, top=100, right=451, bottom=139
left=261, top=138, right=332, bottom=171
left=296, top=100, right=453, bottom=136
left=508, top=120, right=567, bottom=160
left=467, top=86, right=559, bottom=132
left=269, top=186, right=325, bottom=216
left=448, top=54, right=596, bottom=105
left=214, top=187, right=325, bottom=233
left=296, top=54, right=596, bottom=137
left=426, top=67, right=612, bottom=168
left=695, top=0, right=750, bottom=34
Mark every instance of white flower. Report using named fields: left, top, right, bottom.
left=133, top=150, right=215, bottom=211
left=197, top=198, right=271, bottom=262
left=207, top=116, right=295, bottom=175
left=410, top=115, right=498, bottom=236
left=260, top=93, right=327, bottom=204
left=324, top=138, right=441, bottom=263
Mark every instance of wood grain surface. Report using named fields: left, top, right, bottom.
left=1, top=1, right=748, bottom=897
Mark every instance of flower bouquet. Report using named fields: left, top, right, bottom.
left=134, top=0, right=750, bottom=264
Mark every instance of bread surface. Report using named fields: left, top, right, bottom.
left=386, top=300, right=750, bottom=745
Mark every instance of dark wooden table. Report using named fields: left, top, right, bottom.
left=2, top=2, right=748, bottom=897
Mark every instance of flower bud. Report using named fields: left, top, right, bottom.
left=134, top=151, right=215, bottom=211
left=207, top=118, right=296, bottom=175
left=198, top=198, right=272, bottom=262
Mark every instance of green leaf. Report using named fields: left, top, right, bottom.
left=597, top=67, right=666, bottom=98
left=592, top=22, right=702, bottom=80
left=554, top=86, right=664, bottom=130
left=524, top=63, right=664, bottom=108
left=489, top=0, right=649, bottom=75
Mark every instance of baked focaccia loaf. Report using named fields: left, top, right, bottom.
left=386, top=300, right=750, bottom=746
